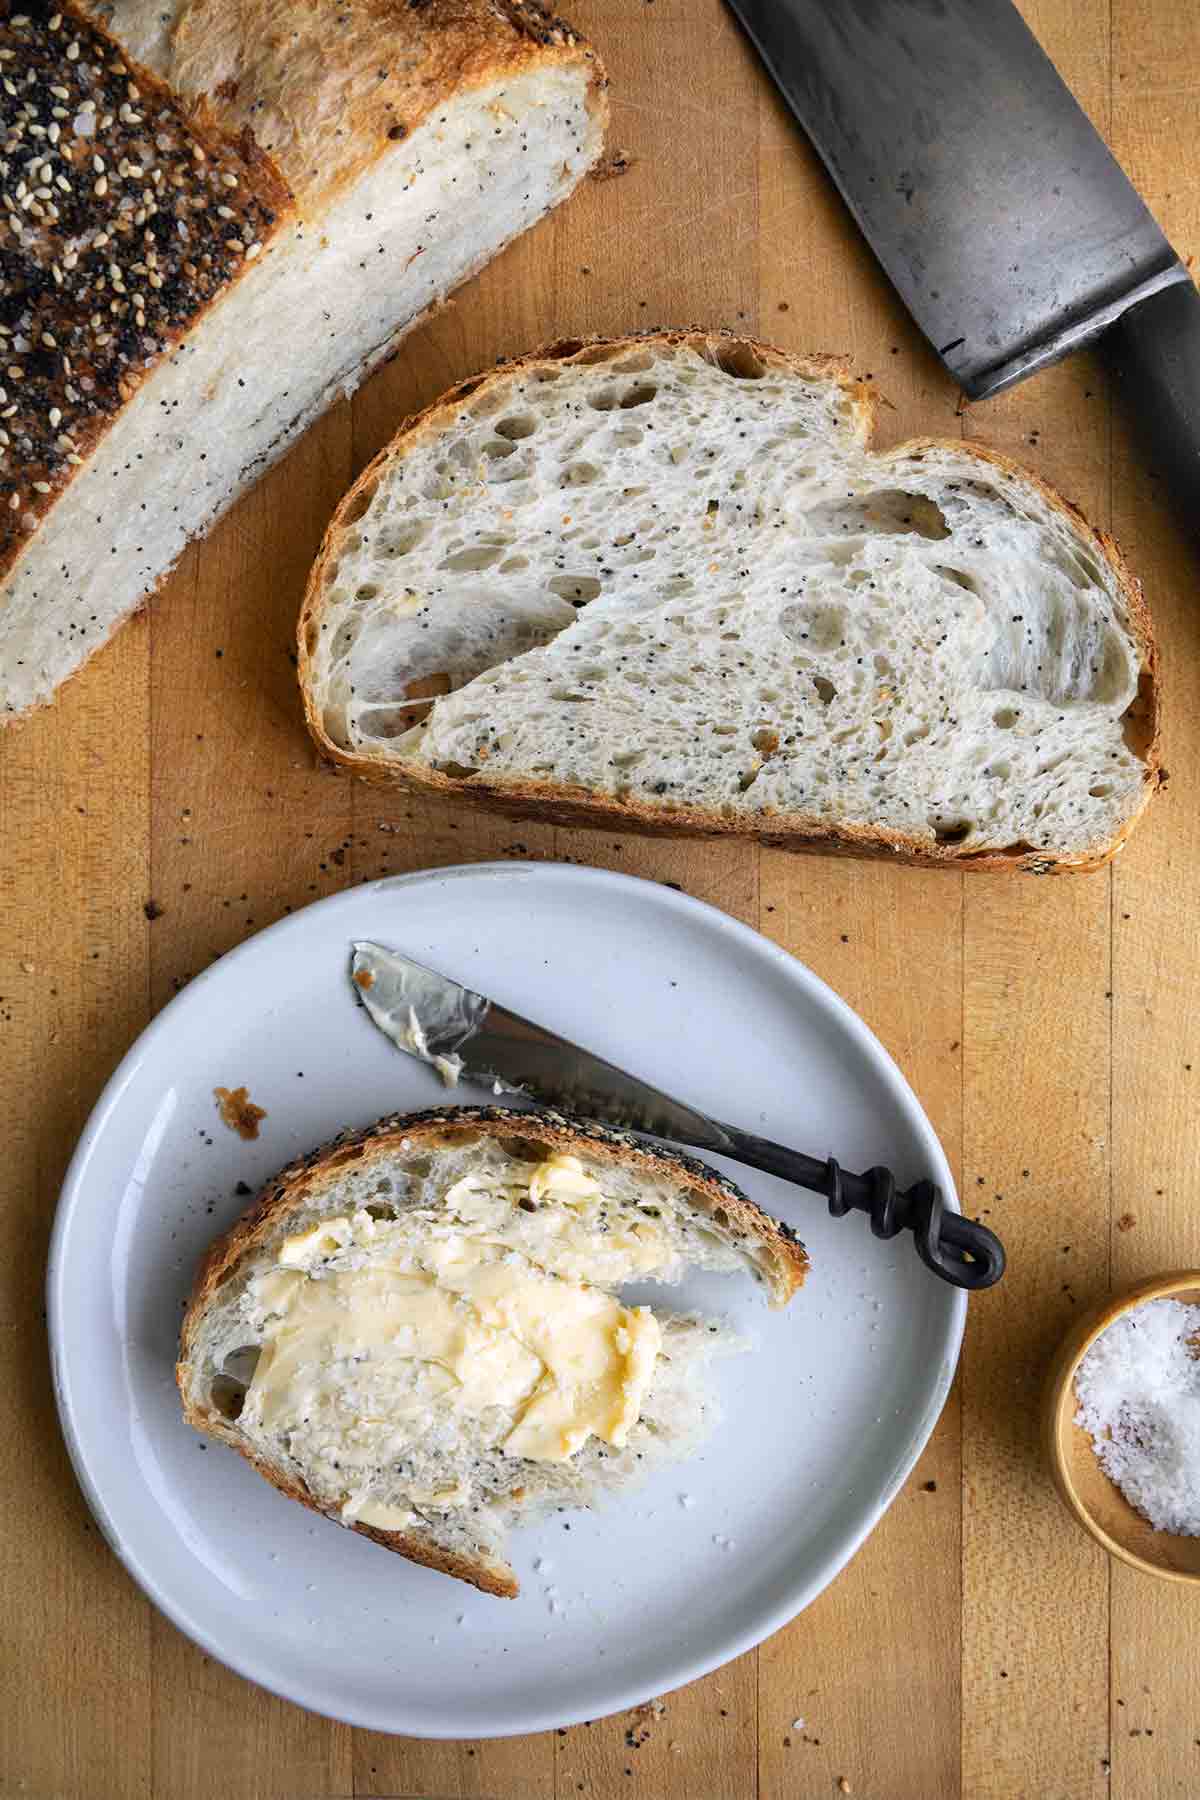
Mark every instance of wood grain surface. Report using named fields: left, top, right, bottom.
left=2, top=1, right=1198, bottom=1795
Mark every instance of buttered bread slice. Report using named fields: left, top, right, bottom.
left=178, top=1107, right=807, bottom=1597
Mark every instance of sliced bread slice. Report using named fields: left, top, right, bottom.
left=0, top=1, right=605, bottom=720
left=178, top=1106, right=807, bottom=1597
left=299, top=331, right=1160, bottom=872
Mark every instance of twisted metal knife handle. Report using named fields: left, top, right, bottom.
left=824, top=1159, right=1004, bottom=1290
left=718, top=1129, right=1005, bottom=1292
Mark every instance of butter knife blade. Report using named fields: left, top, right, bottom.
left=351, top=940, right=731, bottom=1152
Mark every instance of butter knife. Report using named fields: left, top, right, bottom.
left=350, top=941, right=1004, bottom=1292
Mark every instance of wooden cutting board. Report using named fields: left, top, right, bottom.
left=2, top=1, right=1197, bottom=1794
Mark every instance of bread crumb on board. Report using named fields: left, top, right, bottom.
left=213, top=1085, right=267, bottom=1141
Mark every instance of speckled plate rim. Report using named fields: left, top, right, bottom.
left=48, top=862, right=966, bottom=1736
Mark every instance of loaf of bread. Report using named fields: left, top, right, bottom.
left=299, top=331, right=1161, bottom=872
left=178, top=1107, right=807, bottom=1596
left=0, top=1, right=605, bottom=720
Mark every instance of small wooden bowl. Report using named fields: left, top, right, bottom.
left=1043, top=1270, right=1200, bottom=1583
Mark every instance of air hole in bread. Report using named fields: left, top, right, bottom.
left=804, top=490, right=951, bottom=541
left=812, top=675, right=837, bottom=705
left=993, top=707, right=1020, bottom=729
left=495, top=414, right=537, bottom=441
left=932, top=817, right=972, bottom=843
left=497, top=1133, right=553, bottom=1163
left=360, top=705, right=421, bottom=738
left=738, top=767, right=760, bottom=792
left=780, top=600, right=845, bottom=651
left=404, top=672, right=452, bottom=703
left=588, top=386, right=618, bottom=411
left=342, top=483, right=378, bottom=527
left=712, top=1206, right=731, bottom=1227
left=562, top=461, right=601, bottom=487
left=1121, top=673, right=1157, bottom=758
left=751, top=727, right=780, bottom=756
left=613, top=353, right=655, bottom=374
left=1089, top=782, right=1113, bottom=798
left=331, top=618, right=360, bottom=660
left=439, top=544, right=505, bottom=572
left=483, top=438, right=517, bottom=460
left=382, top=522, right=429, bottom=556
left=355, top=583, right=379, bottom=601
left=712, top=342, right=765, bottom=380
left=573, top=342, right=618, bottom=366
left=210, top=1375, right=248, bottom=1421
left=364, top=1201, right=396, bottom=1221
left=936, top=565, right=977, bottom=591
left=619, top=383, right=657, bottom=409
left=499, top=554, right=530, bottom=573
left=549, top=575, right=602, bottom=603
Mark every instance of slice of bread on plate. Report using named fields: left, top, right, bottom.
left=0, top=2, right=605, bottom=720
left=178, top=1106, right=807, bottom=1597
left=299, top=330, right=1160, bottom=872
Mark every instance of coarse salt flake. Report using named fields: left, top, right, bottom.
left=1074, top=1296, right=1200, bottom=1535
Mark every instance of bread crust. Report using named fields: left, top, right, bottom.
left=177, top=1104, right=809, bottom=1595
left=2, top=0, right=605, bottom=725
left=299, top=330, right=1162, bottom=875
left=94, top=0, right=608, bottom=215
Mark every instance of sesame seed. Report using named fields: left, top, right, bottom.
left=94, top=175, right=107, bottom=195
left=41, top=331, right=56, bottom=347
left=92, top=154, right=104, bottom=173
left=66, top=40, right=79, bottom=59
left=49, top=12, right=63, bottom=27
left=49, top=407, right=61, bottom=427
left=244, top=240, right=263, bottom=259
left=8, top=493, right=18, bottom=511
left=1, top=406, right=15, bottom=419
left=6, top=365, right=21, bottom=380
left=220, top=171, right=238, bottom=189
left=224, top=238, right=243, bottom=254
left=66, top=452, right=82, bottom=465
left=216, top=204, right=234, bottom=220
left=50, top=84, right=69, bottom=100
left=48, top=123, right=60, bottom=144
left=192, top=144, right=206, bottom=162
left=33, top=480, right=51, bottom=494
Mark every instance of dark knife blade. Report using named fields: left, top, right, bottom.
left=725, top=0, right=1190, bottom=400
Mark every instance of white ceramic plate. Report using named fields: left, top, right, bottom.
left=49, top=863, right=963, bottom=1738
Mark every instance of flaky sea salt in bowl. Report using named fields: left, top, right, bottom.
left=1043, top=1271, right=1200, bottom=1582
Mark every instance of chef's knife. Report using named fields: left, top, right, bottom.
left=724, top=0, right=1200, bottom=528
left=351, top=941, right=1005, bottom=1292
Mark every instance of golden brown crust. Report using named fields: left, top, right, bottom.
left=298, top=330, right=1161, bottom=876
left=0, top=2, right=292, bottom=598
left=100, top=0, right=607, bottom=216
left=176, top=1104, right=808, bottom=1595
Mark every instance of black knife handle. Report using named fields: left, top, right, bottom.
left=717, top=1128, right=1005, bottom=1291
left=1101, top=276, right=1200, bottom=532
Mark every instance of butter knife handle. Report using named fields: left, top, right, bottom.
left=715, top=1128, right=1005, bottom=1291
left=1102, top=274, right=1200, bottom=536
